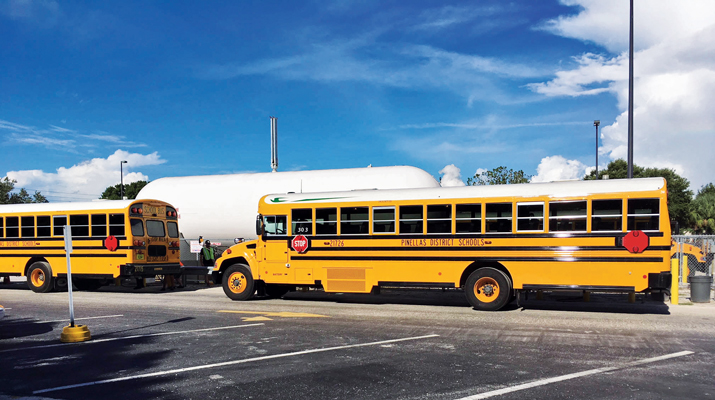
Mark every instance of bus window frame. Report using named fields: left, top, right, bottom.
left=131, top=218, right=145, bottom=237
left=399, top=205, right=424, bottom=235
left=516, top=202, right=545, bottom=233
left=548, top=200, right=588, bottom=233
left=21, top=215, right=35, bottom=238
left=591, top=199, right=624, bottom=232
left=52, top=215, right=67, bottom=237
left=91, top=214, right=108, bottom=237
left=627, top=198, right=660, bottom=232
left=146, top=220, right=166, bottom=238
left=36, top=215, right=51, bottom=238
left=291, top=208, right=313, bottom=236
left=69, top=214, right=90, bottom=237
left=315, top=208, right=338, bottom=236
left=373, top=206, right=396, bottom=235
left=426, top=204, right=452, bottom=234
left=0, top=217, right=4, bottom=238
left=109, top=213, right=125, bottom=237
left=340, top=207, right=370, bottom=236
left=167, top=221, right=180, bottom=238
left=264, top=215, right=288, bottom=236
left=455, top=203, right=482, bottom=234
left=485, top=203, right=513, bottom=234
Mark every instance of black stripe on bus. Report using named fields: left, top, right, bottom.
left=290, top=255, right=664, bottom=263
left=307, top=245, right=672, bottom=252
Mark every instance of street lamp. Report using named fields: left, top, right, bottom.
left=120, top=160, right=128, bottom=199
left=594, top=120, right=600, bottom=179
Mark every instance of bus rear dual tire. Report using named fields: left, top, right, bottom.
left=465, top=267, right=512, bottom=311
left=223, top=264, right=255, bottom=301
left=27, top=261, right=54, bottom=293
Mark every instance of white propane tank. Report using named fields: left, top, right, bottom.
left=136, top=166, right=439, bottom=240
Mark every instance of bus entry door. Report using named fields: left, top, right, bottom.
left=262, top=215, right=291, bottom=283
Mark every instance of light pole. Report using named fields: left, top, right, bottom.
left=627, top=0, right=634, bottom=178
left=120, top=160, right=128, bottom=199
left=594, top=120, right=600, bottom=179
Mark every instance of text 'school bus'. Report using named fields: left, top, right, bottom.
left=212, top=178, right=672, bottom=311
left=0, top=200, right=181, bottom=293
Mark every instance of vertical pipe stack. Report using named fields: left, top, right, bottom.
left=270, top=116, right=278, bottom=173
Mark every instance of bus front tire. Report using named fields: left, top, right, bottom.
left=223, top=264, right=255, bottom=301
left=27, top=262, right=54, bottom=293
left=465, top=268, right=512, bottom=311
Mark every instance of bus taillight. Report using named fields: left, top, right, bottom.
left=133, top=240, right=146, bottom=247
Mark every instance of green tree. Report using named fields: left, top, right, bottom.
left=467, top=166, right=532, bottom=186
left=0, top=177, right=49, bottom=204
left=100, top=180, right=149, bottom=200
left=585, top=159, right=693, bottom=229
left=689, top=183, right=715, bottom=234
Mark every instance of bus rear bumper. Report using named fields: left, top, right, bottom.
left=122, top=263, right=183, bottom=277
left=648, top=271, right=672, bottom=290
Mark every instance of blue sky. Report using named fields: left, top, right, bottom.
left=2, top=0, right=714, bottom=201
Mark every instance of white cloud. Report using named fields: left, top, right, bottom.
left=439, top=164, right=465, bottom=187
left=4, top=150, right=166, bottom=201
left=529, top=0, right=715, bottom=188
left=531, top=155, right=592, bottom=183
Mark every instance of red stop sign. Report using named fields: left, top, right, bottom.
left=291, top=235, right=309, bottom=253
left=104, top=236, right=119, bottom=252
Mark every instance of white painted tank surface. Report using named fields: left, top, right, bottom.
left=136, top=166, right=439, bottom=240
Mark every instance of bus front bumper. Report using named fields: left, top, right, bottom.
left=122, top=263, right=183, bottom=277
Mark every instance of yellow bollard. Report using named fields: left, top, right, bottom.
left=681, top=257, right=688, bottom=284
left=670, top=258, right=679, bottom=305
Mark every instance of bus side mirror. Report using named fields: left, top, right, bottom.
left=255, top=215, right=264, bottom=237
left=671, top=219, right=680, bottom=235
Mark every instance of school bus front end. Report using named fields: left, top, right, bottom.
left=212, top=239, right=261, bottom=299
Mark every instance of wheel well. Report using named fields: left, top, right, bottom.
left=459, top=261, right=513, bottom=289
left=217, top=257, right=250, bottom=281
left=24, top=257, right=50, bottom=276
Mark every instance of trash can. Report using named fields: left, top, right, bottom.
left=688, top=275, right=713, bottom=303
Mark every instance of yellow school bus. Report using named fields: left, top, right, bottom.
left=213, top=178, right=672, bottom=310
left=0, top=199, right=181, bottom=292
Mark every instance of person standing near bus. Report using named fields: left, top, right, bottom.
left=199, top=240, right=216, bottom=285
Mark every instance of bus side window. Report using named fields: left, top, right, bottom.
left=399, top=205, right=423, bottom=235
left=6, top=216, right=19, bottom=238
left=549, top=201, right=587, bottom=232
left=264, top=215, right=287, bottom=236
left=167, top=221, right=180, bottom=238
left=516, top=202, right=544, bottom=232
left=292, top=209, right=313, bottom=235
left=21, top=216, right=35, bottom=238
left=37, top=216, right=51, bottom=237
left=485, top=203, right=512, bottom=233
left=627, top=198, right=660, bottom=231
left=92, top=214, right=107, bottom=237
left=456, top=204, right=481, bottom=233
left=340, top=207, right=369, bottom=235
left=316, top=208, right=337, bottom=235
left=69, top=215, right=89, bottom=237
left=427, top=205, right=451, bottom=234
left=591, top=199, right=622, bottom=231
left=131, top=219, right=145, bottom=236
left=53, top=216, right=67, bottom=237
left=109, top=214, right=125, bottom=236
left=0, top=217, right=4, bottom=238
left=373, top=207, right=395, bottom=234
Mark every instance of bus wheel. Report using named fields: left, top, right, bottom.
left=465, top=268, right=511, bottom=311
left=265, top=284, right=291, bottom=299
left=223, top=264, right=255, bottom=301
left=27, top=262, right=54, bottom=293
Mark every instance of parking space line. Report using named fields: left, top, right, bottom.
left=33, top=333, right=440, bottom=394
left=44, top=314, right=125, bottom=323
left=0, top=323, right=264, bottom=354
left=456, top=350, right=695, bottom=400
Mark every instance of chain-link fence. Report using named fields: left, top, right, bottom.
left=671, top=235, right=715, bottom=281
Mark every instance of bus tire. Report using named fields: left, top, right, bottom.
left=75, top=279, right=103, bottom=291
left=27, top=262, right=54, bottom=293
left=465, top=268, right=511, bottom=311
left=265, top=284, right=291, bottom=299
left=223, top=264, right=255, bottom=301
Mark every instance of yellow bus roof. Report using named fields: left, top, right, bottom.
left=0, top=199, right=167, bottom=214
